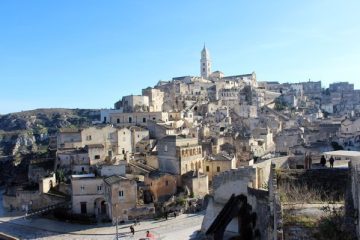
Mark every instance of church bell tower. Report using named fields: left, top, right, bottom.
left=200, top=44, right=211, bottom=79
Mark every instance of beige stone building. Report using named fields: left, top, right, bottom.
left=142, top=87, right=164, bottom=112
left=204, top=152, right=236, bottom=184
left=144, top=171, right=177, bottom=202
left=109, top=111, right=169, bottom=127
left=182, top=171, right=209, bottom=198
left=104, top=175, right=138, bottom=222
left=71, top=174, right=106, bottom=217
left=57, top=126, right=133, bottom=170
left=157, top=136, right=204, bottom=179
left=114, top=95, right=150, bottom=112
left=129, top=126, right=150, bottom=153
left=56, top=148, right=90, bottom=173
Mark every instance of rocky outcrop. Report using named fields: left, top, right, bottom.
left=0, top=108, right=99, bottom=157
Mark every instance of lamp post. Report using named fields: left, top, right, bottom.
left=115, top=216, right=118, bottom=240
left=114, top=203, right=119, bottom=240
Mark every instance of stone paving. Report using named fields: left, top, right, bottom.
left=0, top=211, right=204, bottom=240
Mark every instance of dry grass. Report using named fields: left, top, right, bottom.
left=278, top=183, right=344, bottom=203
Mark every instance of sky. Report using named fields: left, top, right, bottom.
left=0, top=1, right=359, bottom=114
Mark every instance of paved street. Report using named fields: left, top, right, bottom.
left=0, top=210, right=204, bottom=240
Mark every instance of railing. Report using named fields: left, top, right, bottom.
left=25, top=201, right=70, bottom=218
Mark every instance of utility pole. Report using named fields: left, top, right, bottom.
left=115, top=217, right=118, bottom=240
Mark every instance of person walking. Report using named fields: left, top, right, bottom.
left=130, top=225, right=135, bottom=236
left=329, top=156, right=335, bottom=168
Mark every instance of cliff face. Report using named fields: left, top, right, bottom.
left=0, top=108, right=100, bottom=157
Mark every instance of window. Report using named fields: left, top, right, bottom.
left=129, top=117, right=132, bottom=123
left=166, top=180, right=169, bottom=186
left=119, top=190, right=124, bottom=199
left=164, top=145, right=168, bottom=152
left=206, top=166, right=210, bottom=172
left=94, top=155, right=100, bottom=160
left=143, top=118, right=146, bottom=123
left=117, top=118, right=120, bottom=123
left=202, top=63, right=205, bottom=66
left=203, top=68, right=205, bottom=72
left=80, top=185, right=85, bottom=191
left=86, top=135, right=92, bottom=141
left=97, top=185, right=102, bottom=191
left=217, top=166, right=220, bottom=172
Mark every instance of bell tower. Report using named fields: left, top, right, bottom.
left=200, top=44, right=211, bottom=79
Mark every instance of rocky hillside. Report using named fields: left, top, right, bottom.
left=0, top=108, right=100, bottom=157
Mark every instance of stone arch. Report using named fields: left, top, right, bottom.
left=94, top=197, right=108, bottom=219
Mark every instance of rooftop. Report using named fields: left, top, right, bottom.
left=104, top=175, right=128, bottom=185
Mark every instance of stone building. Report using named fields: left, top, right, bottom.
left=144, top=171, right=177, bottom=202
left=114, top=95, right=150, bottom=112
left=57, top=126, right=132, bottom=168
left=204, top=152, right=236, bottom=184
left=182, top=171, right=209, bottom=198
left=129, top=126, right=150, bottom=153
left=157, top=136, right=204, bottom=180
left=108, top=111, right=168, bottom=127
left=57, top=148, right=90, bottom=173
left=71, top=174, right=106, bottom=217
left=142, top=87, right=164, bottom=112
left=103, top=175, right=138, bottom=222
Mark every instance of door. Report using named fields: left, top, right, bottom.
left=80, top=202, right=87, bottom=214
left=101, top=201, right=106, bottom=215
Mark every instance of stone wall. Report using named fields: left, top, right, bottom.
left=276, top=169, right=348, bottom=202
left=39, top=173, right=56, bottom=193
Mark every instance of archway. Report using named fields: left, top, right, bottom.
left=94, top=198, right=108, bottom=219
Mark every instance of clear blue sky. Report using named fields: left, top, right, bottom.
left=0, top=1, right=359, bottom=114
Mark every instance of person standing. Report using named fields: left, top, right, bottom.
left=146, top=230, right=155, bottom=239
left=304, top=153, right=309, bottom=169
left=320, top=155, right=326, bottom=167
left=130, top=225, right=135, bottom=236
left=329, top=156, right=335, bottom=168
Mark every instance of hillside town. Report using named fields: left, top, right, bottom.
left=2, top=46, right=360, bottom=240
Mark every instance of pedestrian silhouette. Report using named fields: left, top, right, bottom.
left=130, top=225, right=135, bottom=235
left=320, top=155, right=326, bottom=167
left=329, top=156, right=335, bottom=168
